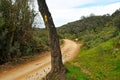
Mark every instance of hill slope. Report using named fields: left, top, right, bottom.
left=58, top=8, right=120, bottom=49
left=66, top=36, right=120, bottom=80
left=57, top=8, right=120, bottom=80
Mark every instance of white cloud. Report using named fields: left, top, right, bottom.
left=46, top=0, right=96, bottom=9
left=50, top=2, right=120, bottom=27
left=34, top=0, right=120, bottom=27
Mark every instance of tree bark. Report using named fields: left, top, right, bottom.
left=37, top=0, right=67, bottom=80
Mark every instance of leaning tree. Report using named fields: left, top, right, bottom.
left=37, top=0, right=67, bottom=80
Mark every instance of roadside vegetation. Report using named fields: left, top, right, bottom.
left=65, top=36, right=120, bottom=80
left=0, top=0, right=49, bottom=65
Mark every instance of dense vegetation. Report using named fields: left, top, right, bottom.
left=58, top=9, right=120, bottom=49
left=0, top=0, right=48, bottom=64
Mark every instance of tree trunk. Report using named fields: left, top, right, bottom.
left=37, top=0, right=67, bottom=80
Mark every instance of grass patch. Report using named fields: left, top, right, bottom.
left=65, top=62, right=89, bottom=80
left=65, top=37, right=120, bottom=80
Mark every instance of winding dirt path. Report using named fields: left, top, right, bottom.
left=0, top=39, right=80, bottom=80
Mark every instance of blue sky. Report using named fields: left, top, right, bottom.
left=33, top=0, right=120, bottom=27
left=76, top=0, right=120, bottom=8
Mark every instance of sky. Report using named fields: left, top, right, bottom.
left=33, top=0, right=120, bottom=27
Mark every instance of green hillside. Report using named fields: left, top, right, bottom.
left=58, top=9, right=120, bottom=49
left=66, top=36, right=120, bottom=80
left=57, top=8, right=120, bottom=80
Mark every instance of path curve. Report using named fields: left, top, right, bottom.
left=0, top=39, right=80, bottom=80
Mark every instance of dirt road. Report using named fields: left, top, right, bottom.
left=0, top=39, right=80, bottom=80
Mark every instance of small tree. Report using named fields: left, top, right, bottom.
left=37, top=0, right=67, bottom=80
